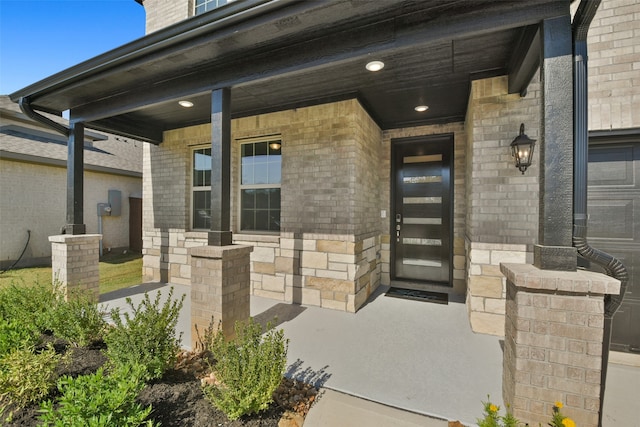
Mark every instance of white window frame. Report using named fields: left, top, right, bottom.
left=191, top=145, right=212, bottom=231
left=237, top=137, right=282, bottom=234
left=194, top=0, right=235, bottom=16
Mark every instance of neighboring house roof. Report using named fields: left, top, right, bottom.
left=0, top=96, right=142, bottom=177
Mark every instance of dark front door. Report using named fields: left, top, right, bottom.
left=391, top=135, right=453, bottom=285
left=588, top=139, right=640, bottom=353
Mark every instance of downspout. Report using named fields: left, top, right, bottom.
left=572, top=1, right=628, bottom=426
left=18, top=97, right=70, bottom=137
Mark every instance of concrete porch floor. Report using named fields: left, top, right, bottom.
left=100, top=283, right=640, bottom=427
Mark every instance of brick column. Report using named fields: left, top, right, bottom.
left=49, top=234, right=101, bottom=301
left=500, top=263, right=620, bottom=427
left=190, top=245, right=252, bottom=349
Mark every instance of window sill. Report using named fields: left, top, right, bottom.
left=184, top=231, right=280, bottom=244
left=233, top=233, right=280, bottom=244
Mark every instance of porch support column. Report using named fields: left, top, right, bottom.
left=534, top=15, right=577, bottom=271
left=65, top=121, right=86, bottom=235
left=208, top=88, right=232, bottom=246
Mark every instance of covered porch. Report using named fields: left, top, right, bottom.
left=100, top=282, right=639, bottom=427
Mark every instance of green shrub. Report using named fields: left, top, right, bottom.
left=202, top=318, right=288, bottom=420
left=0, top=282, right=57, bottom=334
left=0, top=319, right=38, bottom=357
left=105, top=288, right=184, bottom=380
left=0, top=346, right=61, bottom=409
left=40, top=363, right=155, bottom=427
left=49, top=291, right=107, bottom=347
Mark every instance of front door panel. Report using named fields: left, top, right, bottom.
left=392, top=135, right=453, bottom=284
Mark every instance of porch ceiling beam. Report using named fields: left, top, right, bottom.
left=68, top=1, right=567, bottom=125
left=508, top=25, right=541, bottom=96
left=84, top=117, right=164, bottom=144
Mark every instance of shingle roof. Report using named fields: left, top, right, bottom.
left=0, top=96, right=142, bottom=176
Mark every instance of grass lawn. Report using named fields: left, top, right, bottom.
left=0, top=252, right=142, bottom=294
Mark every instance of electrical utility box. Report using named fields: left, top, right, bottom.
left=97, top=203, right=112, bottom=216
left=108, top=190, right=122, bottom=216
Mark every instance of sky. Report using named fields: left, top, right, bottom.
left=0, top=0, right=146, bottom=95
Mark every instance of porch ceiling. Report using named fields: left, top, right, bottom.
left=10, top=0, right=568, bottom=143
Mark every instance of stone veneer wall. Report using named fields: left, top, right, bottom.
left=380, top=123, right=467, bottom=294
left=463, top=75, right=541, bottom=335
left=143, top=100, right=382, bottom=311
left=465, top=240, right=531, bottom=336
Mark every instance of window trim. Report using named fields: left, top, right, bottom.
left=237, top=136, right=282, bottom=234
left=191, top=145, right=212, bottom=231
left=194, top=0, right=234, bottom=16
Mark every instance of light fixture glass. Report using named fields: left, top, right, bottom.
left=510, top=123, right=536, bottom=174
left=365, top=60, right=385, bottom=72
left=178, top=100, right=194, bottom=108
left=414, top=105, right=429, bottom=112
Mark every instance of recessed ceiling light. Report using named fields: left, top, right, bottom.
left=414, top=105, right=429, bottom=112
left=365, top=60, right=385, bottom=72
left=178, top=100, right=194, bottom=108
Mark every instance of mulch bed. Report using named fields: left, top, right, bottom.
left=4, top=337, right=316, bottom=426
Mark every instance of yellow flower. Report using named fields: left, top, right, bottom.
left=561, top=418, right=576, bottom=427
left=555, top=401, right=564, bottom=409
left=489, top=404, right=498, bottom=413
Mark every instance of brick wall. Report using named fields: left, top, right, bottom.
left=50, top=234, right=101, bottom=301
left=587, top=0, right=640, bottom=130
left=502, top=263, right=621, bottom=427
left=143, top=99, right=383, bottom=311
left=142, top=0, right=193, bottom=34
left=462, top=75, right=541, bottom=335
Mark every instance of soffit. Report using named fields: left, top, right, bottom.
left=10, top=0, right=569, bottom=142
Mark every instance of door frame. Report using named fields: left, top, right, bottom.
left=390, top=133, right=454, bottom=286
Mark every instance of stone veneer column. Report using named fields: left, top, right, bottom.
left=500, top=263, right=620, bottom=427
left=49, top=234, right=101, bottom=301
left=190, top=245, right=252, bottom=349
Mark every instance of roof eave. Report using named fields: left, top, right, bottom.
left=8, top=0, right=300, bottom=110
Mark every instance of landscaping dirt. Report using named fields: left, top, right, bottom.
left=5, top=343, right=315, bottom=427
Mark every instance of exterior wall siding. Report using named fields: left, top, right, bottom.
left=0, top=159, right=141, bottom=268
left=464, top=75, right=541, bottom=335
left=143, top=100, right=382, bottom=311
left=586, top=0, right=640, bottom=130
left=143, top=0, right=193, bottom=34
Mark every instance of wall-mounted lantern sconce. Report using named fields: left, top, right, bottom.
left=510, top=123, right=536, bottom=174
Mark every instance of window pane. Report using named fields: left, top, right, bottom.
left=254, top=163, right=268, bottom=184
left=193, top=191, right=211, bottom=229
left=269, top=210, right=281, bottom=230
left=193, top=149, right=211, bottom=187
left=270, top=189, right=281, bottom=209
left=255, top=142, right=267, bottom=156
left=242, top=144, right=253, bottom=157
left=239, top=141, right=281, bottom=232
left=268, top=157, right=281, bottom=184
left=242, top=189, right=255, bottom=209
left=241, top=157, right=254, bottom=185
left=255, top=189, right=269, bottom=209
left=241, top=210, right=255, bottom=230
